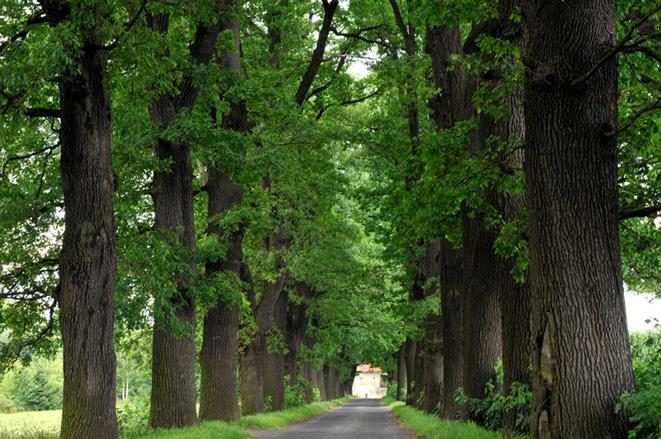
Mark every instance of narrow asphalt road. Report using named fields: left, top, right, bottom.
left=250, top=398, right=415, bottom=439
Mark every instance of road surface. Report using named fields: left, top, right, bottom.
left=251, top=398, right=415, bottom=439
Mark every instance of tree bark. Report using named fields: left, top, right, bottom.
left=262, top=292, right=288, bottom=411
left=57, top=5, right=119, bottom=436
left=396, top=344, right=407, bottom=401
left=420, top=241, right=443, bottom=413
left=285, top=284, right=310, bottom=387
left=240, top=332, right=265, bottom=415
left=404, top=338, right=417, bottom=404
left=425, top=23, right=470, bottom=420
left=523, top=0, right=635, bottom=437
left=199, top=1, right=246, bottom=421
left=146, top=9, right=224, bottom=428
left=439, top=240, right=463, bottom=419
left=199, top=167, right=243, bottom=422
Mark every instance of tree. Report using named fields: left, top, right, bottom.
left=523, top=0, right=636, bottom=436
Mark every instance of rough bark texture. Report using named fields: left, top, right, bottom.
left=396, top=344, right=407, bottom=401
left=523, top=0, right=635, bottom=437
left=420, top=241, right=443, bottom=414
left=285, top=284, right=310, bottom=386
left=147, top=9, right=223, bottom=427
left=404, top=338, right=417, bottom=404
left=199, top=2, right=246, bottom=421
left=240, top=335, right=265, bottom=415
left=240, top=247, right=288, bottom=415
left=439, top=240, right=463, bottom=419
left=57, top=7, right=119, bottom=436
left=425, top=24, right=470, bottom=420
left=263, top=292, right=288, bottom=411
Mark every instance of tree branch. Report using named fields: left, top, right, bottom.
left=315, top=89, right=380, bottom=120
left=0, top=12, right=48, bottom=53
left=619, top=204, right=661, bottom=220
left=1, top=142, right=60, bottom=177
left=606, top=98, right=661, bottom=138
left=102, top=0, right=149, bottom=50
left=571, top=4, right=661, bottom=87
left=294, top=0, right=339, bottom=106
left=24, top=107, right=61, bottom=118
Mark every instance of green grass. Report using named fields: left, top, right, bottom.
left=386, top=400, right=503, bottom=439
left=0, top=410, right=60, bottom=439
left=0, top=399, right=346, bottom=438
left=127, top=422, right=248, bottom=439
left=240, top=399, right=346, bottom=429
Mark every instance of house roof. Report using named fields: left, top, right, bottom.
left=356, top=363, right=382, bottom=373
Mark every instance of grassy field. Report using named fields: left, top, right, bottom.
left=386, top=400, right=507, bottom=439
left=0, top=410, right=60, bottom=438
left=0, top=398, right=347, bottom=439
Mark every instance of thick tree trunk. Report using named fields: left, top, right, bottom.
left=146, top=10, right=223, bottom=428
left=263, top=292, right=288, bottom=411
left=439, top=240, right=463, bottom=419
left=241, top=250, right=287, bottom=415
left=461, top=213, right=502, bottom=408
left=324, top=366, right=339, bottom=400
left=199, top=169, right=243, bottom=421
left=314, top=364, right=327, bottom=401
left=523, top=1, right=634, bottom=437
left=240, top=334, right=265, bottom=415
left=199, top=0, right=245, bottom=422
left=58, top=27, right=119, bottom=439
left=404, top=338, right=417, bottom=404
left=420, top=241, right=442, bottom=413
left=149, top=133, right=198, bottom=428
left=425, top=24, right=469, bottom=420
left=302, top=360, right=315, bottom=403
left=396, top=344, right=407, bottom=401
left=285, top=284, right=310, bottom=387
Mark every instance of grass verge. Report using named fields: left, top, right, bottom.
left=0, top=398, right=347, bottom=439
left=386, top=399, right=503, bottom=439
left=130, top=398, right=346, bottom=438
left=240, top=399, right=346, bottom=430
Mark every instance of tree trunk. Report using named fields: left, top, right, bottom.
left=396, top=344, right=407, bottom=401
left=404, top=338, right=418, bottom=405
left=420, top=241, right=442, bottom=413
left=263, top=292, right=288, bottom=411
left=199, top=4, right=246, bottom=420
left=523, top=0, right=634, bottom=437
left=461, top=213, right=502, bottom=410
left=58, top=19, right=119, bottom=438
left=439, top=240, right=463, bottom=419
left=315, top=364, right=327, bottom=401
left=285, top=284, right=310, bottom=387
left=302, top=360, right=315, bottom=403
left=199, top=169, right=243, bottom=422
left=146, top=9, right=224, bottom=428
left=425, top=23, right=468, bottom=420
left=240, top=334, right=265, bottom=415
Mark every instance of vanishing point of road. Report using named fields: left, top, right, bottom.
left=251, top=399, right=416, bottom=439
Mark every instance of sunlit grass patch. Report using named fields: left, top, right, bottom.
left=387, top=400, right=505, bottom=439
left=240, top=398, right=346, bottom=429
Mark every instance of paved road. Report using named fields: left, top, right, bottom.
left=251, top=399, right=415, bottom=439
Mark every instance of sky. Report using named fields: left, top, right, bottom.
left=625, top=290, right=661, bottom=332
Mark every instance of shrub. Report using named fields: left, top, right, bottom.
left=0, top=395, right=16, bottom=413
left=8, top=366, right=61, bottom=411
left=455, top=375, right=531, bottom=435
left=117, top=397, right=151, bottom=436
left=284, top=377, right=306, bottom=409
left=617, top=330, right=661, bottom=439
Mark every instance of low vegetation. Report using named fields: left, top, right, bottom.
left=387, top=400, right=503, bottom=439
left=0, top=399, right=346, bottom=439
